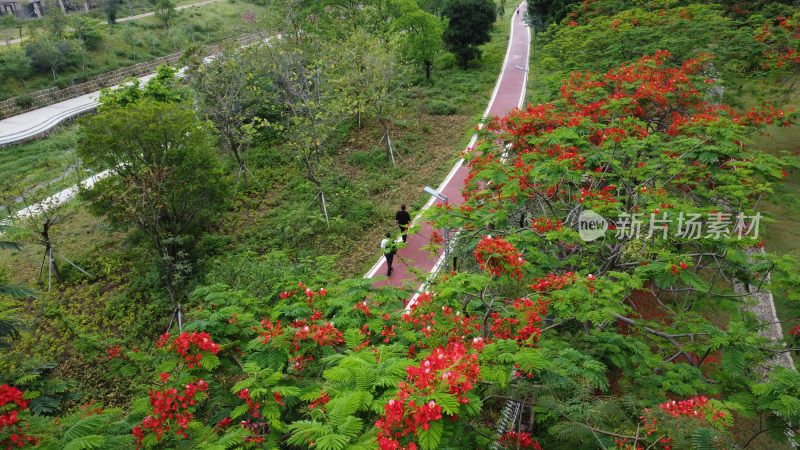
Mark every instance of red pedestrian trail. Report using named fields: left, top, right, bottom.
left=364, top=4, right=531, bottom=300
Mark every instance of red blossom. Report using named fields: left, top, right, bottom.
left=106, top=345, right=122, bottom=359
left=474, top=235, right=525, bottom=279
left=159, top=332, right=221, bottom=369
left=133, top=379, right=209, bottom=448
left=498, top=431, right=543, bottom=449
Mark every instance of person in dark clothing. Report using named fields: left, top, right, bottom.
left=396, top=204, right=411, bottom=242
left=380, top=232, right=396, bottom=276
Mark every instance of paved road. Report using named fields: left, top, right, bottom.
left=0, top=49, right=220, bottom=146
left=0, top=0, right=221, bottom=47
left=364, top=6, right=531, bottom=301
left=0, top=71, right=159, bottom=146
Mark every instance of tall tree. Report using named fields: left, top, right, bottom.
left=338, top=30, right=408, bottom=164
left=185, top=45, right=265, bottom=183
left=97, top=0, right=122, bottom=24
left=13, top=197, right=70, bottom=289
left=256, top=37, right=349, bottom=223
left=0, top=48, right=32, bottom=85
left=77, top=101, right=228, bottom=305
left=152, top=0, right=176, bottom=29
left=442, top=0, right=496, bottom=68
left=391, top=0, right=444, bottom=80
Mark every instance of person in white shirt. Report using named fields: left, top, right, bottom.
left=380, top=232, right=396, bottom=276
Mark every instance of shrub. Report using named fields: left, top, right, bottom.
left=24, top=38, right=82, bottom=77
left=425, top=99, right=458, bottom=115
left=68, top=17, right=104, bottom=50
left=14, top=95, right=33, bottom=109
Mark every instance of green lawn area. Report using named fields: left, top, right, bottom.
left=0, top=124, right=94, bottom=209
left=743, top=88, right=800, bottom=340
left=0, top=0, right=264, bottom=100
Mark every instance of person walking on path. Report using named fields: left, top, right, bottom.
left=380, top=232, right=397, bottom=276
left=396, top=204, right=411, bottom=243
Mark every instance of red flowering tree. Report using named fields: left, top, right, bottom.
left=425, top=49, right=800, bottom=448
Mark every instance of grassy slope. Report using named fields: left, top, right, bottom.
left=0, top=0, right=264, bottom=100
left=742, top=88, right=800, bottom=340
left=0, top=124, right=94, bottom=209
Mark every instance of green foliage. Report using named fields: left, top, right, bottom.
left=33, top=407, right=132, bottom=449
left=24, top=37, right=83, bottom=78
left=151, top=0, right=176, bottom=29
left=68, top=17, right=104, bottom=51
left=0, top=47, right=32, bottom=83
left=442, top=0, right=497, bottom=67
left=527, top=0, right=579, bottom=24
left=391, top=0, right=445, bottom=79
left=424, top=99, right=457, bottom=115
left=99, top=65, right=185, bottom=108
left=77, top=100, right=228, bottom=303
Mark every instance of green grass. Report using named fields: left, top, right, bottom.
left=742, top=89, right=800, bottom=340
left=0, top=124, right=94, bottom=209
left=0, top=0, right=265, bottom=100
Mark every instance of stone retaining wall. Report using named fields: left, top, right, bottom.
left=0, top=33, right=259, bottom=119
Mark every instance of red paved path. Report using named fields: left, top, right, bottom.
left=364, top=4, right=531, bottom=295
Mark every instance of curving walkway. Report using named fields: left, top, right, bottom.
left=364, top=5, right=530, bottom=299
left=0, top=51, right=219, bottom=146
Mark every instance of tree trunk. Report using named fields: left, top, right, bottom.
left=41, top=221, right=62, bottom=285
left=379, top=117, right=396, bottom=166
left=304, top=155, right=329, bottom=223
left=425, top=61, right=431, bottom=80
left=48, top=246, right=63, bottom=284
left=227, top=137, right=248, bottom=184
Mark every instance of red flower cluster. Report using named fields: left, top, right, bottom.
left=531, top=217, right=563, bottom=234
left=577, top=186, right=617, bottom=205
left=488, top=298, right=547, bottom=347
left=354, top=300, right=372, bottom=316
left=658, top=396, right=724, bottom=421
left=658, top=395, right=708, bottom=417
left=107, top=345, right=122, bottom=359
left=0, top=385, right=38, bottom=449
left=238, top=389, right=261, bottom=418
left=498, top=431, right=543, bottom=449
left=156, top=332, right=221, bottom=369
left=530, top=272, right=576, bottom=293
left=132, top=379, right=209, bottom=448
left=670, top=261, right=688, bottom=275
left=309, top=392, right=330, bottom=411
left=377, top=394, right=441, bottom=450
left=257, top=311, right=344, bottom=372
left=258, top=318, right=284, bottom=344
left=474, top=235, right=525, bottom=279
left=376, top=341, right=482, bottom=449
left=512, top=298, right=548, bottom=345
